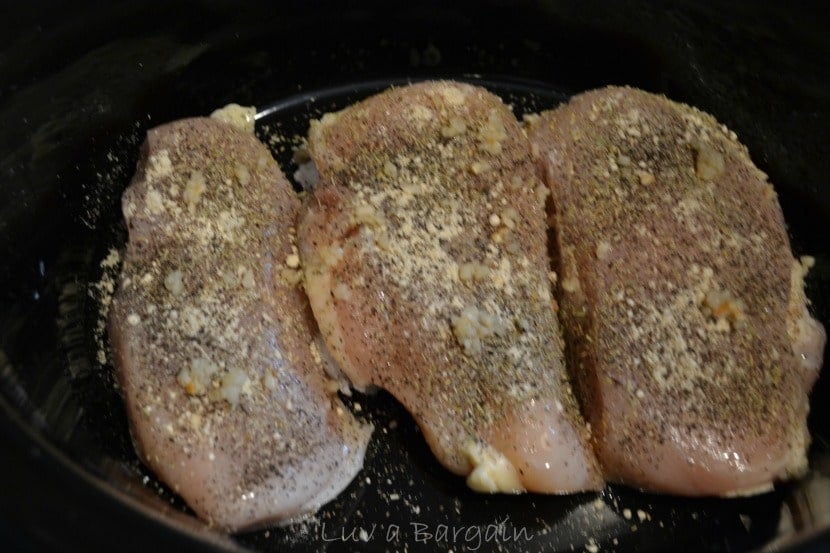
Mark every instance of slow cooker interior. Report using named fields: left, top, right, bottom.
left=1, top=2, right=829, bottom=551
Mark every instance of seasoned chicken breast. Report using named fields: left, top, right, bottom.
left=528, top=86, right=826, bottom=496
left=109, top=115, right=371, bottom=530
left=299, top=81, right=603, bottom=493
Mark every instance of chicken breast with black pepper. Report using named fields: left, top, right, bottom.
left=299, top=81, right=603, bottom=493
left=528, top=86, right=825, bottom=496
left=109, top=112, right=372, bottom=530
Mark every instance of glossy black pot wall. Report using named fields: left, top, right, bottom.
left=1, top=2, right=829, bottom=552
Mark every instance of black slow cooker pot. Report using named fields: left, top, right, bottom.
left=1, top=2, right=829, bottom=551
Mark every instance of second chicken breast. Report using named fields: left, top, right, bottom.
left=299, top=81, right=602, bottom=493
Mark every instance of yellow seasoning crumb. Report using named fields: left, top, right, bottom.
left=694, top=142, right=725, bottom=180
left=596, top=241, right=612, bottom=260
left=285, top=254, right=301, bottom=269
left=470, top=160, right=492, bottom=175
left=561, top=276, right=580, bottom=293
left=637, top=170, right=655, bottom=185
left=478, top=109, right=507, bottom=154
left=164, top=270, right=184, bottom=296
left=451, top=305, right=506, bottom=355
left=441, top=117, right=467, bottom=138
left=183, top=171, right=207, bottom=212
left=702, top=289, right=746, bottom=329
left=235, top=163, right=251, bottom=186
left=145, top=188, right=165, bottom=215
left=333, top=282, right=352, bottom=301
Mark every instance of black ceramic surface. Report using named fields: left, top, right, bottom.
left=1, top=2, right=829, bottom=552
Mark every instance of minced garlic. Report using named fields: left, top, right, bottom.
left=478, top=109, right=508, bottom=154
left=183, top=171, right=206, bottom=212
left=441, top=117, right=467, bottom=138
left=702, top=289, right=746, bottom=329
left=458, top=262, right=489, bottom=284
left=463, top=441, right=524, bottom=493
left=210, top=103, right=256, bottom=133
left=451, top=305, right=506, bottom=355
left=694, top=142, right=725, bottom=180
left=164, top=270, right=184, bottom=296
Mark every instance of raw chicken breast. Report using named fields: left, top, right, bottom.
left=109, top=115, right=371, bottom=530
left=299, top=81, right=602, bottom=493
left=528, top=86, right=826, bottom=496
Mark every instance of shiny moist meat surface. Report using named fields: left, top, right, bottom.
left=528, top=86, right=825, bottom=496
left=109, top=116, right=371, bottom=530
left=299, top=81, right=602, bottom=494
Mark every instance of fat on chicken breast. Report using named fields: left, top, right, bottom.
left=528, top=86, right=825, bottom=496
left=298, top=81, right=603, bottom=494
left=109, top=114, right=371, bottom=530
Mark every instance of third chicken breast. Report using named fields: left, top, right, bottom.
left=528, top=86, right=825, bottom=496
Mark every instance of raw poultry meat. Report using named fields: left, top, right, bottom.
left=298, top=81, right=603, bottom=493
left=527, top=86, right=825, bottom=495
left=109, top=114, right=371, bottom=530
